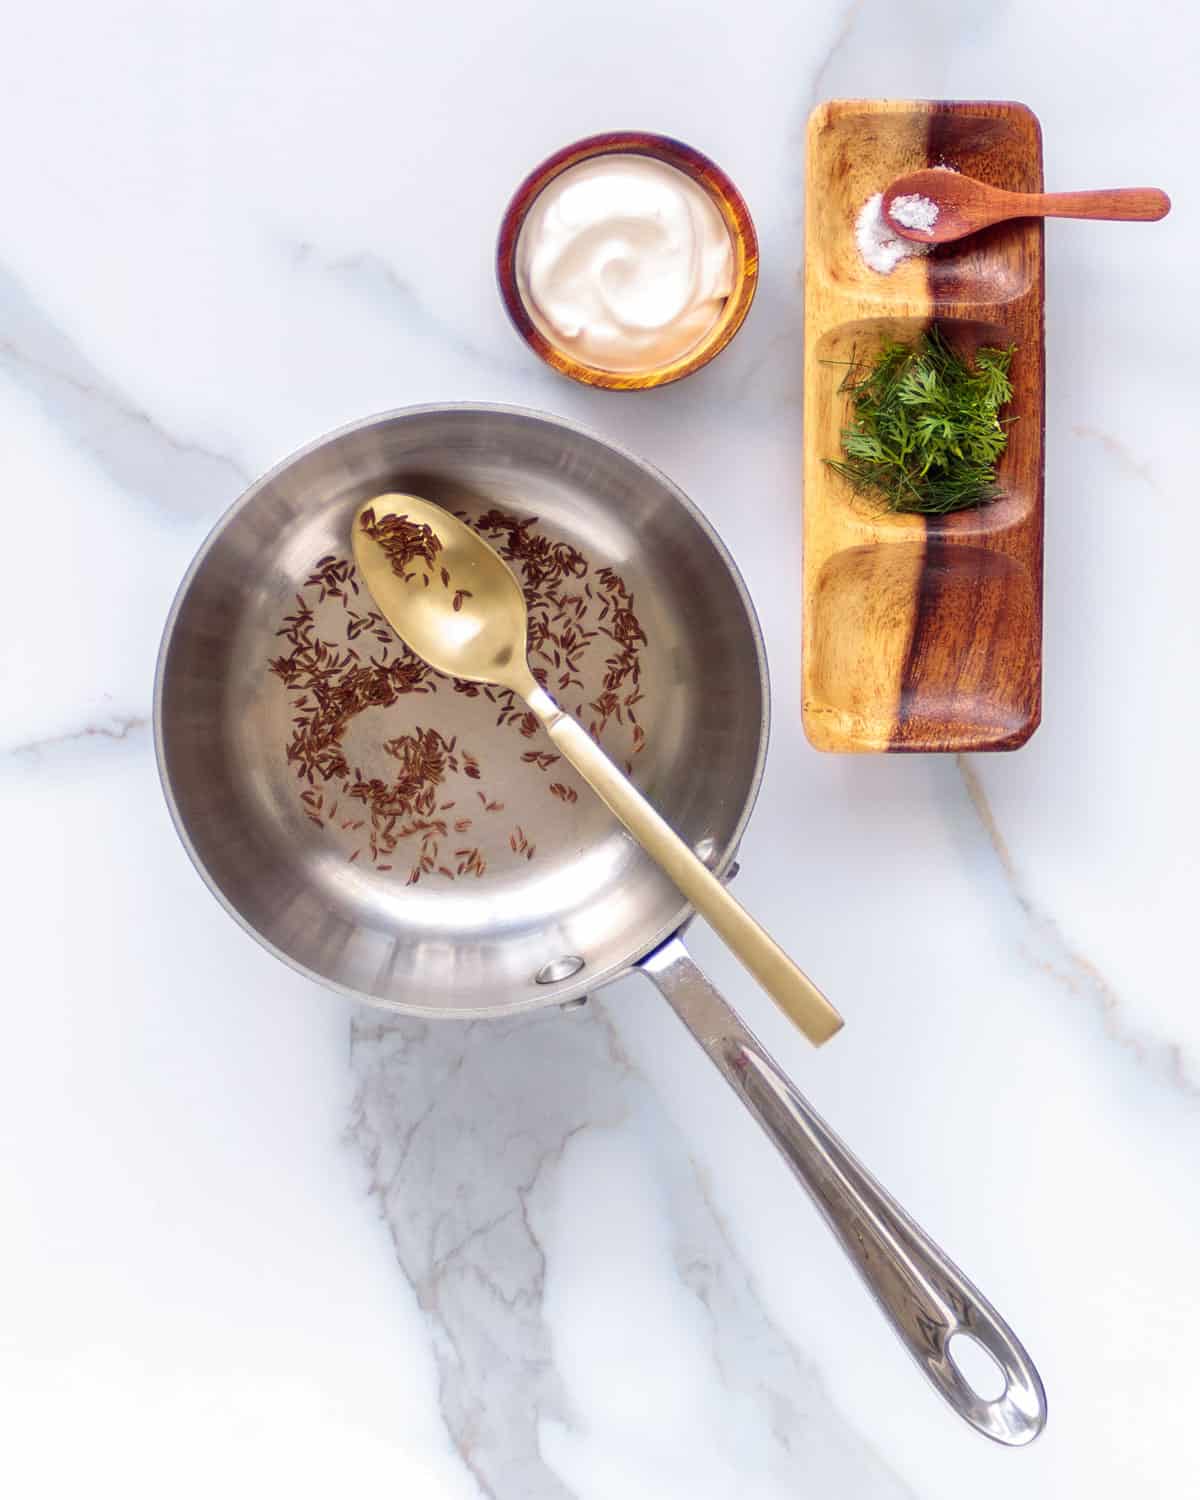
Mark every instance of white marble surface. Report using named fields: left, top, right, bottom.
left=1, top=1, right=1196, bottom=1494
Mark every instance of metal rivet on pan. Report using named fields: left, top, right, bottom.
left=694, top=838, right=739, bottom=881
left=559, top=996, right=589, bottom=1012
left=694, top=836, right=719, bottom=867
left=536, top=955, right=585, bottom=984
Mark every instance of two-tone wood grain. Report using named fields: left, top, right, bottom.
left=802, top=100, right=1045, bottom=752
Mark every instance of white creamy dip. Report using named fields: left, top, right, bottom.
left=515, top=154, right=735, bottom=373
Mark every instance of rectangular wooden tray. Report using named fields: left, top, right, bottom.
left=802, top=100, right=1044, bottom=752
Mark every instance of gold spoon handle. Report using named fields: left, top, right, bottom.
left=525, top=687, right=843, bottom=1046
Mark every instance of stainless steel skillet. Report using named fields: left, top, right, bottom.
left=155, top=404, right=1046, bottom=1444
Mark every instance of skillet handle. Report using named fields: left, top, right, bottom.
left=641, top=937, right=1047, bottom=1447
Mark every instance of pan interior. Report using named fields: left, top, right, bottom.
left=157, top=408, right=767, bottom=1014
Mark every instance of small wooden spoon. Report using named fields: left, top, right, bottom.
left=883, top=169, right=1170, bottom=244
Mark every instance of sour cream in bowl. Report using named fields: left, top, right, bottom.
left=498, top=133, right=758, bottom=390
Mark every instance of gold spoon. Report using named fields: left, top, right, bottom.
left=352, top=494, right=843, bottom=1047
left=882, top=168, right=1170, bottom=245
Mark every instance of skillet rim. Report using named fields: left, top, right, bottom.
left=153, top=402, right=771, bottom=1015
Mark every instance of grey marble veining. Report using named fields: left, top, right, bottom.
left=0, top=0, right=1195, bottom=1495
left=350, top=1002, right=914, bottom=1499
left=0, top=260, right=247, bottom=516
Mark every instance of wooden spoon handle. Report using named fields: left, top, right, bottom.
left=1025, top=187, right=1170, bottom=222
left=525, top=685, right=844, bottom=1046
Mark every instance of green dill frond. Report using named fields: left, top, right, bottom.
left=824, top=326, right=1016, bottom=515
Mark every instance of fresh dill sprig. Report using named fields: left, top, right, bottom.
left=824, top=327, right=1016, bottom=515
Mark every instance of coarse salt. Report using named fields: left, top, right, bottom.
left=854, top=193, right=930, bottom=275
left=890, top=192, right=939, bottom=232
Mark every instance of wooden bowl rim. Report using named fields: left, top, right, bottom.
left=496, top=131, right=758, bottom=391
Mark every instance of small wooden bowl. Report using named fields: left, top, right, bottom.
left=497, top=132, right=758, bottom=391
